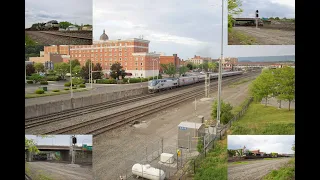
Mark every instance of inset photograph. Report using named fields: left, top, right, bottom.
left=25, top=135, right=93, bottom=180
left=227, top=135, right=295, bottom=180
left=25, top=0, right=93, bottom=46
left=228, top=0, right=295, bottom=45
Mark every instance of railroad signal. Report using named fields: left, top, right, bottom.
left=72, top=136, right=77, bottom=144
left=256, top=10, right=259, bottom=18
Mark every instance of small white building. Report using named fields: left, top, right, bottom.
left=66, top=25, right=78, bottom=31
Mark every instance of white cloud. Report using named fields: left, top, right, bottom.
left=228, top=135, right=295, bottom=154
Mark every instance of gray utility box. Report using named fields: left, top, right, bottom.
left=177, top=121, right=205, bottom=151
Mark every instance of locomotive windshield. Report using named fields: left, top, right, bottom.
left=149, top=80, right=159, bottom=86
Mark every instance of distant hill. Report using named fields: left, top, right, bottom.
left=238, top=55, right=295, bottom=62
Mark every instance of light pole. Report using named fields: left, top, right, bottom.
left=91, top=61, right=93, bottom=89
left=217, top=0, right=224, bottom=127
left=70, top=58, right=73, bottom=98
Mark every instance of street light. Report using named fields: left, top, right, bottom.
left=217, top=0, right=224, bottom=127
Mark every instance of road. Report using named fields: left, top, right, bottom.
left=232, top=26, right=295, bottom=45
left=25, top=81, right=148, bottom=106
left=228, top=158, right=291, bottom=180
left=26, top=161, right=93, bottom=180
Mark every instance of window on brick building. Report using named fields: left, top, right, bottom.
left=125, top=62, right=127, bottom=65
left=136, top=68, right=138, bottom=70
left=109, top=53, right=112, bottom=56
left=109, top=58, right=112, bottom=61
left=119, top=58, right=122, bottom=61
left=79, top=54, right=81, bottom=57
left=119, top=48, right=122, bottom=51
left=100, top=49, right=102, bottom=52
left=119, top=53, right=122, bottom=56
left=125, top=43, right=127, bottom=46
left=135, top=57, right=138, bottom=61
left=141, top=57, right=143, bottom=60
left=124, top=48, right=127, bottom=52
left=124, top=53, right=127, bottom=56
left=114, top=58, right=117, bottom=61
left=135, top=62, right=138, bottom=66
left=141, top=63, right=143, bottom=66
left=120, top=43, right=122, bottom=46
left=96, top=50, right=98, bottom=52
left=141, top=68, right=143, bottom=70
left=109, top=49, right=112, bottom=52
left=110, top=63, right=112, bottom=66
left=124, top=58, right=127, bottom=60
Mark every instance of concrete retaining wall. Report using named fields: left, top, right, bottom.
left=25, top=87, right=148, bottom=119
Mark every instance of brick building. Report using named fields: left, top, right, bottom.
left=186, top=55, right=213, bottom=65
left=159, top=54, right=181, bottom=72
left=34, top=30, right=160, bottom=78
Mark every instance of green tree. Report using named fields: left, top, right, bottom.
left=249, top=69, right=275, bottom=106
left=275, top=67, right=295, bottom=111
left=80, top=60, right=94, bottom=80
left=228, top=149, right=236, bottom=157
left=30, top=73, right=44, bottom=83
left=275, top=17, right=280, bottom=20
left=26, top=64, right=35, bottom=76
left=236, top=149, right=244, bottom=157
left=179, top=66, right=188, bottom=76
left=197, top=137, right=204, bottom=153
left=208, top=62, right=217, bottom=72
left=25, top=137, right=39, bottom=154
left=186, top=63, right=193, bottom=70
left=269, top=17, right=274, bottom=20
left=59, top=21, right=73, bottom=29
left=160, top=63, right=177, bottom=77
left=72, top=77, right=84, bottom=87
left=34, top=62, right=44, bottom=73
left=199, top=62, right=209, bottom=71
left=228, top=0, right=243, bottom=29
left=93, top=63, right=103, bottom=80
left=54, top=62, right=70, bottom=80
left=110, top=62, right=126, bottom=79
left=211, top=100, right=234, bottom=125
left=70, top=59, right=80, bottom=69
left=72, top=65, right=82, bottom=77
left=192, top=64, right=199, bottom=70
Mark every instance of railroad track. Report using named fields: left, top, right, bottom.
left=42, top=73, right=257, bottom=136
left=25, top=73, right=256, bottom=129
left=39, top=31, right=92, bottom=40
left=25, top=173, right=32, bottom=180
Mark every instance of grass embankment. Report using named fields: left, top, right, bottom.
left=26, top=163, right=53, bottom=180
left=228, top=29, right=257, bottom=45
left=25, top=88, right=88, bottom=99
left=263, top=158, right=295, bottom=180
left=229, top=77, right=255, bottom=88
left=231, top=161, right=249, bottom=165
left=25, top=34, right=37, bottom=46
left=230, top=103, right=295, bottom=135
left=194, top=136, right=228, bottom=180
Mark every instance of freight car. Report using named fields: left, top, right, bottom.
left=148, top=71, right=243, bottom=93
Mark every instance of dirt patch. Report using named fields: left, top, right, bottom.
left=26, top=161, right=93, bottom=180
left=229, top=26, right=295, bottom=45
left=228, top=158, right=291, bottom=180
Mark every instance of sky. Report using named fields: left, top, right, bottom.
left=228, top=135, right=295, bottom=154
left=235, top=0, right=295, bottom=19
left=25, top=135, right=92, bottom=146
left=25, top=0, right=92, bottom=28
left=93, top=0, right=295, bottom=60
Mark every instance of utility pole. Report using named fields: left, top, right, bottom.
left=91, top=61, right=93, bottom=89
left=217, top=0, right=224, bottom=127
left=69, top=45, right=73, bottom=98
left=71, top=135, right=77, bottom=164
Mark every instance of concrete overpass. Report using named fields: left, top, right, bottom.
left=25, top=145, right=92, bottom=164
left=233, top=18, right=263, bottom=26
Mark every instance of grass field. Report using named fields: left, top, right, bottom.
left=25, top=34, right=37, bottom=46
left=228, top=29, right=257, bottom=45
left=25, top=88, right=88, bottom=99
left=230, top=103, right=295, bottom=135
left=194, top=136, right=228, bottom=180
left=263, top=158, right=295, bottom=180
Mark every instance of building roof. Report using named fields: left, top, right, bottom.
left=100, top=29, right=109, bottom=41
left=178, top=121, right=203, bottom=129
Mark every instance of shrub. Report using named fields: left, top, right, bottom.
left=35, top=89, right=44, bottom=94
left=40, top=81, right=48, bottom=85
left=26, top=76, right=32, bottom=80
left=72, top=87, right=77, bottom=89
left=127, top=78, right=142, bottom=83
left=27, top=80, right=33, bottom=84
left=96, top=79, right=117, bottom=84
left=79, top=84, right=86, bottom=88
left=46, top=76, right=61, bottom=81
left=64, top=88, right=70, bottom=90
left=52, top=89, right=60, bottom=92
left=64, top=82, right=74, bottom=87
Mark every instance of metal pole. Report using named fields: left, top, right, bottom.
left=153, top=59, right=155, bottom=80
left=91, top=61, right=93, bottom=89
left=157, top=60, right=159, bottom=80
left=217, top=0, right=224, bottom=127
left=25, top=62, right=27, bottom=84
left=256, top=18, right=258, bottom=29
left=70, top=58, right=73, bottom=98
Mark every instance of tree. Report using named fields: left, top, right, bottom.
left=269, top=17, right=274, bottom=20
left=249, top=69, right=275, bottom=106
left=275, top=67, right=295, bottom=111
left=208, top=62, right=217, bottom=72
left=179, top=66, right=188, bottom=76
left=54, top=62, right=70, bottom=80
left=72, top=77, right=84, bottom=87
left=197, top=137, right=204, bottom=153
left=72, top=65, right=82, bottom=77
left=275, top=17, right=280, bottom=20
left=34, top=62, right=44, bottom=73
left=160, top=63, right=177, bottom=77
left=110, top=62, right=126, bottom=79
left=228, top=149, right=236, bottom=157
left=59, top=21, right=73, bottom=29
left=25, top=137, right=39, bottom=154
left=186, top=63, right=193, bottom=70
left=199, top=62, right=209, bottom=71
left=80, top=60, right=94, bottom=80
left=26, top=64, right=35, bottom=76
left=93, top=63, right=103, bottom=80
left=228, top=0, right=243, bottom=28
left=30, top=73, right=44, bottom=83
left=236, top=149, right=244, bottom=157
left=211, top=99, right=234, bottom=125
left=70, top=59, right=80, bottom=70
